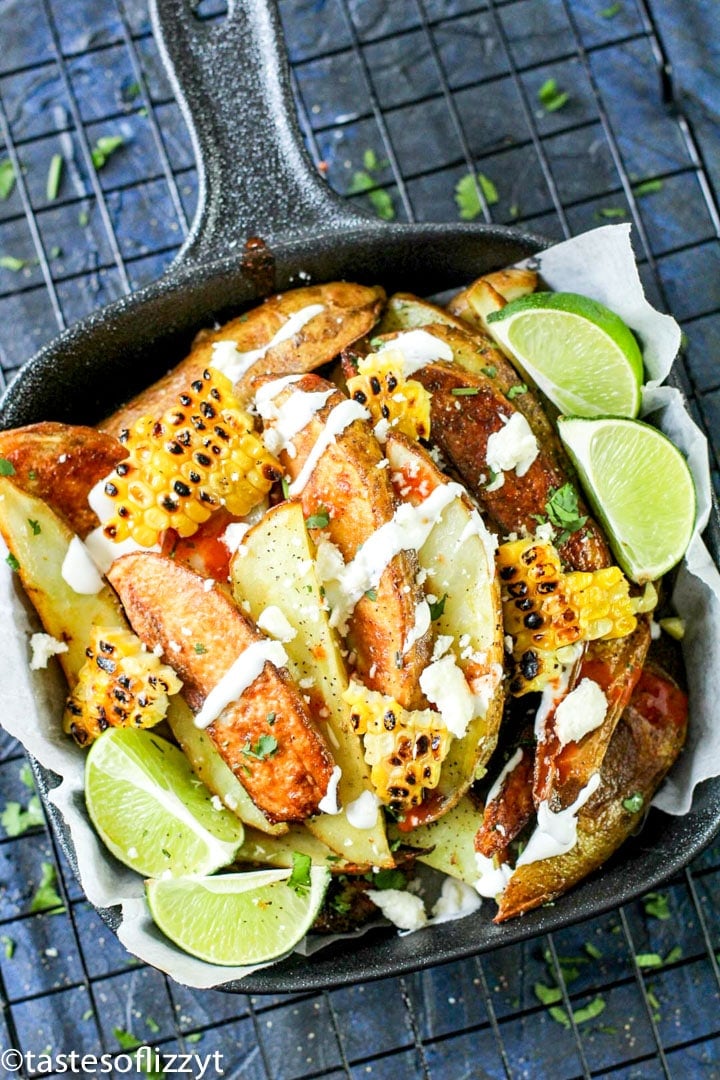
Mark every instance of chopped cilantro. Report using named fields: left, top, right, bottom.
left=305, top=508, right=330, bottom=529
left=0, top=458, right=16, bottom=476
left=370, top=868, right=407, bottom=890
left=288, top=851, right=312, bottom=894
left=91, top=134, right=125, bottom=170
left=363, top=148, right=388, bottom=172
left=538, top=78, right=570, bottom=113
left=82, top=1008, right=94, bottom=1021
left=455, top=172, right=499, bottom=220
left=545, top=483, right=587, bottom=544
left=635, top=952, right=663, bottom=969
left=622, top=792, right=644, bottom=813
left=596, top=207, right=626, bottom=219
left=507, top=383, right=528, bottom=399
left=46, top=153, right=64, bottom=202
left=481, top=365, right=497, bottom=378
left=367, top=188, right=395, bottom=221
left=20, top=763, right=34, bottom=789
left=451, top=386, right=481, bottom=396
left=485, top=467, right=500, bottom=488
left=665, top=945, right=683, bottom=965
left=242, top=734, right=279, bottom=761
left=600, top=2, right=622, bottom=15
left=28, top=519, right=41, bottom=536
left=331, top=894, right=352, bottom=915
left=30, top=861, right=65, bottom=914
left=349, top=150, right=395, bottom=219
left=266, top=711, right=276, bottom=725
left=0, top=159, right=15, bottom=200
left=1, top=795, right=44, bottom=836
left=584, top=942, right=603, bottom=960
left=114, top=1027, right=141, bottom=1050
left=50, top=246, right=62, bottom=258
left=572, top=996, right=606, bottom=1025
left=6, top=552, right=20, bottom=572
left=0, top=934, right=15, bottom=959
left=193, top=642, right=207, bottom=654
left=123, top=80, right=142, bottom=102
left=429, top=593, right=447, bottom=620
left=0, top=255, right=27, bottom=272
left=633, top=178, right=664, bottom=197
left=548, top=1005, right=571, bottom=1028
left=145, top=1016, right=160, bottom=1034
left=534, top=982, right=563, bottom=1005
left=364, top=587, right=378, bottom=601
left=281, top=476, right=290, bottom=499
left=186, top=1032, right=202, bottom=1044
left=78, top=209, right=89, bottom=227
left=643, top=891, right=671, bottom=920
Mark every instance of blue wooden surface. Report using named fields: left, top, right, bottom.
left=0, top=1, right=719, bottom=1077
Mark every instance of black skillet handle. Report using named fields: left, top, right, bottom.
left=150, top=0, right=374, bottom=271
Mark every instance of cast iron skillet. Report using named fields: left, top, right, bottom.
left=2, top=0, right=719, bottom=993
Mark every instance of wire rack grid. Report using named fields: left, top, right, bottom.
left=0, top=0, right=719, bottom=1077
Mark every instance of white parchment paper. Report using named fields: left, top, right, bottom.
left=0, top=223, right=717, bottom=987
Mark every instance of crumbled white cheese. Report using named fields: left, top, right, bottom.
left=366, top=888, right=428, bottom=931
left=373, top=417, right=391, bottom=443
left=221, top=522, right=250, bottom=554
left=554, top=678, right=608, bottom=747
left=345, top=789, right=381, bottom=830
left=535, top=520, right=556, bottom=543
left=257, top=605, right=297, bottom=643
left=403, top=600, right=431, bottom=654
left=419, top=654, right=475, bottom=739
left=431, top=635, right=454, bottom=662
left=431, top=877, right=482, bottom=924
left=210, top=795, right=224, bottom=812
left=29, top=633, right=68, bottom=670
left=486, top=412, right=539, bottom=478
left=318, top=765, right=343, bottom=815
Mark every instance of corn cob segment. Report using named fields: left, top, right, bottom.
left=64, top=627, right=182, bottom=746
left=343, top=679, right=451, bottom=812
left=102, top=369, right=281, bottom=548
left=347, top=349, right=431, bottom=442
left=498, top=537, right=641, bottom=696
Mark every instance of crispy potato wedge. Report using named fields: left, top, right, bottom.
left=231, top=499, right=393, bottom=867
left=386, top=434, right=505, bottom=817
left=376, top=293, right=470, bottom=335
left=447, top=268, right=538, bottom=328
left=108, top=552, right=334, bottom=822
left=0, top=478, right=126, bottom=685
left=475, top=739, right=535, bottom=859
left=101, top=282, right=385, bottom=434
left=389, top=795, right=482, bottom=885
left=496, top=663, right=688, bottom=922
left=235, top=823, right=357, bottom=873
left=535, top=619, right=652, bottom=810
left=258, top=373, right=432, bottom=709
left=414, top=358, right=611, bottom=572
left=0, top=422, right=125, bottom=538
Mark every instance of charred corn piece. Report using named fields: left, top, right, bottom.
left=347, top=349, right=431, bottom=442
left=102, top=368, right=281, bottom=547
left=64, top=626, right=182, bottom=746
left=498, top=538, right=639, bottom=695
left=344, top=680, right=451, bottom=812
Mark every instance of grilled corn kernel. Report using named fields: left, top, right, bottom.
left=343, top=680, right=451, bottom=812
left=63, top=627, right=182, bottom=746
left=347, top=348, right=431, bottom=441
left=498, top=537, right=639, bottom=695
left=102, top=368, right=281, bottom=547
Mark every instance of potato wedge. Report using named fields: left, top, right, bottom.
left=101, top=282, right=385, bottom=434
left=235, top=824, right=356, bottom=873
left=0, top=478, right=126, bottom=685
left=107, top=552, right=334, bottom=822
left=474, top=738, right=535, bottom=859
left=389, top=795, right=481, bottom=885
left=0, top=422, right=125, bottom=538
left=386, top=434, right=505, bottom=818
left=231, top=499, right=393, bottom=866
left=377, top=293, right=470, bottom=336
left=447, top=268, right=538, bottom=329
left=258, top=373, right=432, bottom=709
left=496, top=663, right=688, bottom=921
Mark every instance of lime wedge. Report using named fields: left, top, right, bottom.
left=487, top=292, right=643, bottom=417
left=557, top=417, right=696, bottom=582
left=85, top=729, right=244, bottom=878
left=146, top=867, right=330, bottom=965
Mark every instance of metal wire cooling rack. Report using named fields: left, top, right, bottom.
left=0, top=1, right=719, bottom=1077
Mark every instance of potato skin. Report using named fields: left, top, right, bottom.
left=495, top=664, right=688, bottom=922
left=260, top=373, right=432, bottom=710
left=0, top=422, right=125, bottom=538
left=100, top=282, right=385, bottom=435
left=108, top=552, right=334, bottom=822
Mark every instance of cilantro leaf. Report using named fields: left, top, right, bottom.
left=241, top=734, right=279, bottom=761
left=369, top=868, right=407, bottom=891
left=0, top=934, right=15, bottom=959
left=545, top=483, right=587, bottom=543
left=451, top=386, right=481, bottom=396
left=0, top=159, right=15, bottom=201
left=305, top=508, right=330, bottom=529
left=538, top=78, right=570, bottom=113
left=30, top=861, right=65, bottom=914
left=584, top=942, right=603, bottom=960
left=572, top=996, right=606, bottom=1025
left=46, top=153, right=64, bottom=202
left=622, top=792, right=644, bottom=813
left=507, top=383, right=528, bottom=399
left=91, top=134, right=125, bottom=170
left=633, top=178, right=663, bottom=197
left=6, top=552, right=20, bottom=572
left=288, top=851, right=312, bottom=894
left=596, top=206, right=626, bottom=219
left=534, top=982, right=563, bottom=1005
left=0, top=255, right=27, bottom=272
left=193, top=642, right=207, bottom=655
left=367, top=188, right=395, bottom=221
left=28, top=519, right=41, bottom=536
left=600, top=3, right=622, bottom=17
left=429, top=593, right=447, bottom=620
left=364, top=588, right=378, bottom=601
left=0, top=458, right=16, bottom=476
left=114, top=1027, right=142, bottom=1050
left=455, top=172, right=499, bottom=220
left=635, top=952, right=663, bottom=968
left=643, top=891, right=671, bottom=920
left=482, top=365, right=497, bottom=378
left=1, top=795, right=44, bottom=836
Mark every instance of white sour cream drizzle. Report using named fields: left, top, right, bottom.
left=259, top=386, right=335, bottom=459
left=376, top=329, right=453, bottom=376
left=345, top=789, right=381, bottom=829
left=318, top=765, right=343, bottom=815
left=484, top=747, right=524, bottom=809
left=515, top=772, right=602, bottom=868
left=61, top=536, right=105, bottom=595
left=402, top=599, right=432, bottom=655
left=555, top=678, right=608, bottom=748
left=289, top=399, right=370, bottom=495
left=534, top=660, right=576, bottom=740
left=194, top=639, right=288, bottom=729
left=210, top=303, right=325, bottom=383
left=475, top=852, right=514, bottom=898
